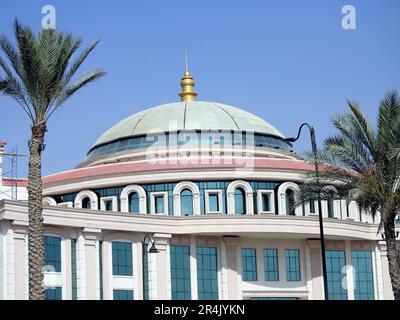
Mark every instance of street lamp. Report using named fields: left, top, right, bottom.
left=142, top=234, right=158, bottom=300
left=284, top=123, right=329, bottom=300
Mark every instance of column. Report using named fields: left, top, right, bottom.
left=377, top=240, right=394, bottom=300
left=189, top=236, right=198, bottom=300
left=306, top=239, right=324, bottom=300
left=153, top=233, right=171, bottom=300
left=344, top=240, right=355, bottom=300
left=83, top=228, right=101, bottom=300
left=12, top=221, right=27, bottom=300
left=223, top=236, right=240, bottom=300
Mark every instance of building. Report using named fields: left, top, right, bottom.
left=0, top=68, right=397, bottom=300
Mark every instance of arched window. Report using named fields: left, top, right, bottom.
left=82, top=197, right=91, bottom=209
left=234, top=188, right=246, bottom=215
left=128, top=192, right=140, bottom=213
left=180, top=189, right=193, bottom=216
left=285, top=189, right=295, bottom=216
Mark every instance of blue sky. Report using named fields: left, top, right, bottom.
left=1, top=0, right=400, bottom=176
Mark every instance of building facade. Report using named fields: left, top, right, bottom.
left=0, top=69, right=398, bottom=300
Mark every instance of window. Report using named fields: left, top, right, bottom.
left=257, top=190, right=275, bottom=214
left=180, top=189, right=193, bottom=216
left=155, top=195, right=164, bottom=214
left=151, top=192, right=168, bottom=215
left=285, top=189, right=295, bottom=216
left=234, top=188, right=246, bottom=215
left=325, top=250, right=347, bottom=300
left=352, top=250, right=375, bottom=300
left=205, top=190, right=222, bottom=214
left=129, top=192, right=140, bottom=213
left=241, top=248, right=257, bottom=281
left=112, top=241, right=133, bottom=276
left=170, top=245, right=191, bottom=300
left=209, top=193, right=219, bottom=212
left=309, top=200, right=316, bottom=214
left=113, top=289, right=134, bottom=300
left=264, top=249, right=279, bottom=281
left=249, top=297, right=298, bottom=300
left=44, top=287, right=62, bottom=300
left=82, top=197, right=91, bottom=209
left=44, top=235, right=61, bottom=272
left=104, top=200, right=112, bottom=211
left=328, top=199, right=334, bottom=218
left=285, top=249, right=301, bottom=281
left=197, top=247, right=218, bottom=300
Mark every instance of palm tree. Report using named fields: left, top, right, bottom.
left=0, top=20, right=105, bottom=300
left=298, top=91, right=400, bottom=300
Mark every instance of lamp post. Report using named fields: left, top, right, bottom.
left=142, top=234, right=158, bottom=300
left=284, top=123, right=329, bottom=300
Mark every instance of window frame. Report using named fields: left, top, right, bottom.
left=257, top=190, right=275, bottom=214
left=100, top=196, right=118, bottom=212
left=205, top=190, right=223, bottom=214
left=150, top=191, right=169, bottom=215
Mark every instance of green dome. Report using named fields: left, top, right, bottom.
left=94, top=101, right=285, bottom=147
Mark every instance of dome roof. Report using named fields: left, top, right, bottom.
left=93, top=101, right=285, bottom=147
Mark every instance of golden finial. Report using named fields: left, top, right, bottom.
left=179, top=51, right=197, bottom=102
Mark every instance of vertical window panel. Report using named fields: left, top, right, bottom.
left=264, top=249, right=279, bottom=281
left=112, top=241, right=133, bottom=276
left=241, top=248, right=257, bottom=281
left=352, top=250, right=375, bottom=300
left=325, top=250, right=347, bottom=300
left=197, top=247, right=218, bottom=299
left=44, top=235, right=61, bottom=272
left=285, top=249, right=301, bottom=281
left=170, top=245, right=191, bottom=300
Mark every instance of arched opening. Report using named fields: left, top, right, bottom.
left=234, top=188, right=246, bottom=215
left=82, top=197, right=91, bottom=209
left=285, top=189, right=295, bottom=216
left=128, top=192, right=140, bottom=213
left=180, top=189, right=193, bottom=216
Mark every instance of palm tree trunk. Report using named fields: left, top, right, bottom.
left=384, top=219, right=400, bottom=300
left=27, top=121, right=46, bottom=300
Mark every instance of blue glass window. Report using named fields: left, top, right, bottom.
left=104, top=200, right=113, bottom=211
left=181, top=189, right=193, bottom=216
left=234, top=188, right=246, bottom=215
left=328, top=199, right=334, bottom=218
left=325, top=250, right=347, bottom=300
left=155, top=195, right=165, bottom=214
left=285, top=190, right=295, bottom=216
left=113, top=289, right=134, bottom=300
left=264, top=249, right=279, bottom=281
left=44, top=235, right=61, bottom=272
left=82, top=197, right=91, bottom=209
left=44, top=287, right=62, bottom=300
left=352, top=250, right=375, bottom=300
left=242, top=248, right=257, bottom=281
left=285, top=249, right=301, bottom=281
left=170, top=245, right=191, bottom=300
left=129, top=192, right=139, bottom=213
left=112, top=241, right=133, bottom=276
left=208, top=193, right=219, bottom=212
left=309, top=200, right=315, bottom=214
left=261, top=193, right=271, bottom=212
left=197, top=247, right=218, bottom=299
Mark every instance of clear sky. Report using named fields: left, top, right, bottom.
left=1, top=0, right=400, bottom=177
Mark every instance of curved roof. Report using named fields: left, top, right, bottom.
left=93, top=101, right=285, bottom=147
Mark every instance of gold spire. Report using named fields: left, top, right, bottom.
left=179, top=51, right=197, bottom=102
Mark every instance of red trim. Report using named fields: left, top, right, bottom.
left=2, top=178, right=28, bottom=187
left=42, top=158, right=315, bottom=185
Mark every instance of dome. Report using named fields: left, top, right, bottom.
left=93, top=101, right=285, bottom=147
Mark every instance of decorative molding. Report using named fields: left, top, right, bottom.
left=74, top=190, right=98, bottom=210
left=172, top=181, right=200, bottom=216
left=226, top=180, right=254, bottom=215
left=120, top=185, right=147, bottom=214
